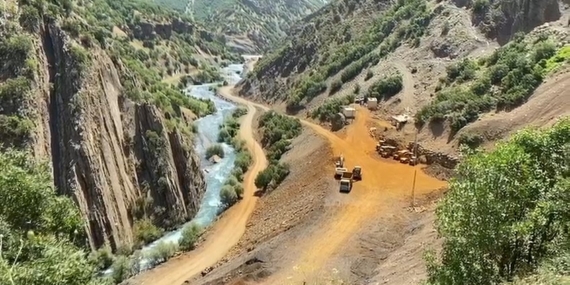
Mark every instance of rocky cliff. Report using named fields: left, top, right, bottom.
left=20, top=20, right=207, bottom=251
left=461, top=0, right=562, bottom=44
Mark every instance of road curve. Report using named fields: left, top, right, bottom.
left=131, top=86, right=268, bottom=285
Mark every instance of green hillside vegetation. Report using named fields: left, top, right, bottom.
left=254, top=111, right=302, bottom=190
left=249, top=0, right=432, bottom=110
left=218, top=107, right=252, bottom=207
left=425, top=119, right=570, bottom=285
left=189, top=0, right=326, bottom=51
left=1, top=0, right=237, bottom=150
left=416, top=34, right=565, bottom=134
left=0, top=150, right=104, bottom=284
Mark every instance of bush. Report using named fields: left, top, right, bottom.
left=89, top=245, right=115, bottom=270
left=446, top=58, right=478, bottom=83
left=417, top=36, right=559, bottom=133
left=329, top=79, right=343, bottom=95
left=220, top=184, right=238, bottom=206
left=368, top=74, right=403, bottom=100
left=254, top=168, right=273, bottom=189
left=310, top=94, right=355, bottom=122
left=473, top=0, right=490, bottom=14
left=254, top=162, right=290, bottom=190
left=133, top=218, right=163, bottom=246
left=178, top=223, right=202, bottom=251
left=458, top=132, right=484, bottom=148
left=146, top=241, right=178, bottom=267
left=258, top=111, right=302, bottom=148
left=110, top=255, right=132, bottom=284
left=205, top=144, right=225, bottom=159
left=365, top=70, right=374, bottom=81
left=426, top=120, right=570, bottom=285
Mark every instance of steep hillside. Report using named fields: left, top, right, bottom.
left=188, top=0, right=328, bottom=52
left=238, top=0, right=569, bottom=154
left=0, top=0, right=237, bottom=254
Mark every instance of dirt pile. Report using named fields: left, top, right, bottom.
left=25, top=21, right=207, bottom=251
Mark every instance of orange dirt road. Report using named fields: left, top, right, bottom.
left=131, top=87, right=267, bottom=285
left=228, top=97, right=447, bottom=284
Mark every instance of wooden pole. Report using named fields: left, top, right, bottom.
left=411, top=169, right=417, bottom=208
left=411, top=130, right=418, bottom=208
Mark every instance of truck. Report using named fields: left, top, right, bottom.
left=335, top=167, right=347, bottom=179
left=352, top=166, right=362, bottom=180
left=339, top=171, right=353, bottom=193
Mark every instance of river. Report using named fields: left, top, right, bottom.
left=104, top=63, right=246, bottom=273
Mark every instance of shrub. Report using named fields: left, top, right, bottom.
left=89, top=245, right=115, bottom=270
left=178, top=223, right=202, bottom=251
left=446, top=58, right=478, bottom=83
left=254, top=168, right=274, bottom=189
left=329, top=79, right=343, bottom=95
left=205, top=144, right=225, bottom=159
left=367, top=74, right=403, bottom=100
left=133, top=218, right=163, bottom=246
left=220, top=184, right=238, bottom=206
left=365, top=70, right=373, bottom=81
left=110, top=255, right=132, bottom=284
left=417, top=36, right=559, bottom=133
left=233, top=183, right=244, bottom=198
left=310, top=94, right=355, bottom=122
left=473, top=0, right=490, bottom=14
left=426, top=120, right=570, bottom=284
left=458, top=133, right=484, bottom=148
left=146, top=241, right=179, bottom=267
left=254, top=162, right=290, bottom=190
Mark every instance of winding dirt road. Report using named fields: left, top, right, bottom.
left=235, top=98, right=446, bottom=284
left=132, top=88, right=267, bottom=285
left=134, top=84, right=445, bottom=285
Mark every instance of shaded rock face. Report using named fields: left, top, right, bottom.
left=460, top=0, right=562, bottom=45
left=495, top=0, right=561, bottom=44
left=31, top=22, right=206, bottom=251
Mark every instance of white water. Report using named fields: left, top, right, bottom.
left=104, top=64, right=245, bottom=274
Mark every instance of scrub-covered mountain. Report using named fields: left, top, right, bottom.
left=1, top=0, right=236, bottom=266
left=187, top=0, right=328, bottom=52
left=238, top=0, right=569, bottom=152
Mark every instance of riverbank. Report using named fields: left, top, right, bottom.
left=128, top=74, right=268, bottom=285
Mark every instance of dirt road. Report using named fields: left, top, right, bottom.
left=131, top=88, right=267, bottom=285
left=224, top=96, right=446, bottom=284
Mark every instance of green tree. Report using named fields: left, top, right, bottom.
left=178, top=223, right=202, bottom=251
left=220, top=185, right=238, bottom=206
left=0, top=149, right=104, bottom=285
left=426, top=120, right=570, bottom=285
left=255, top=168, right=274, bottom=189
left=205, top=144, right=225, bottom=159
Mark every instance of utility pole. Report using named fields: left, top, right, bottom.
left=411, top=131, right=418, bottom=208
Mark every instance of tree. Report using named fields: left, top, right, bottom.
left=178, top=223, right=202, bottom=251
left=426, top=120, right=570, bottom=285
left=205, top=144, right=225, bottom=159
left=255, top=168, right=274, bottom=189
left=220, top=185, right=238, bottom=206
left=0, top=150, right=105, bottom=284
